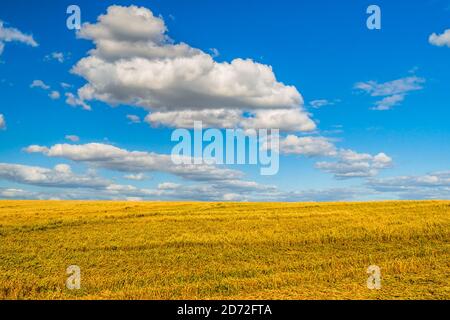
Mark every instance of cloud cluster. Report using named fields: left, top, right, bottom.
left=45, top=51, right=65, bottom=63
left=71, top=5, right=315, bottom=131
left=264, top=133, right=392, bottom=179
left=368, top=171, right=450, bottom=199
left=30, top=79, right=62, bottom=101
left=0, top=159, right=361, bottom=201
left=355, top=76, right=425, bottom=110
left=0, top=157, right=279, bottom=201
left=65, top=92, right=91, bottom=110
left=0, top=188, right=37, bottom=199
left=315, top=149, right=392, bottom=179
left=429, top=29, right=450, bottom=47
left=0, top=20, right=38, bottom=56
left=24, top=142, right=243, bottom=182
left=0, top=163, right=109, bottom=189
left=30, top=79, right=92, bottom=109
left=275, top=188, right=365, bottom=202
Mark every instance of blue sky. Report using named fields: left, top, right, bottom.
left=0, top=0, right=449, bottom=201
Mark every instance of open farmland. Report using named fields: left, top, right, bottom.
left=0, top=200, right=449, bottom=300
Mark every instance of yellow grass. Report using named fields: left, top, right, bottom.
left=0, top=200, right=449, bottom=300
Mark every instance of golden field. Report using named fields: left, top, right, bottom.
left=0, top=200, right=449, bottom=300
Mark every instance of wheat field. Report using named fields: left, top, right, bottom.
left=0, top=200, right=448, bottom=300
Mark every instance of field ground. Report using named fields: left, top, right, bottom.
left=0, top=200, right=449, bottom=300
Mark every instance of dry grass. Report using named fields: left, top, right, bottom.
left=0, top=200, right=449, bottom=300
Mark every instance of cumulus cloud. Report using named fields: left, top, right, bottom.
left=49, top=90, right=61, bottom=100
left=0, top=20, right=38, bottom=56
left=31, top=80, right=65, bottom=102
left=65, top=92, right=91, bottom=110
left=355, top=76, right=425, bottom=111
left=0, top=158, right=280, bottom=201
left=0, top=114, right=5, bottom=130
left=24, top=142, right=244, bottom=182
left=264, top=134, right=337, bottom=157
left=0, top=162, right=109, bottom=189
left=265, top=133, right=392, bottom=179
left=0, top=188, right=37, bottom=199
left=240, top=108, right=315, bottom=131
left=0, top=163, right=153, bottom=199
left=146, top=109, right=242, bottom=128
left=0, top=183, right=368, bottom=202
left=315, top=149, right=392, bottom=179
left=30, top=79, right=50, bottom=90
left=368, top=171, right=450, bottom=199
left=277, top=135, right=337, bottom=157
left=143, top=179, right=276, bottom=201
left=429, top=29, right=450, bottom=47
left=71, top=5, right=315, bottom=131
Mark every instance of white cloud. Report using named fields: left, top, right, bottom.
left=368, top=171, right=450, bottom=199
left=315, top=149, right=392, bottom=179
left=65, top=92, right=91, bottom=111
left=0, top=188, right=35, bottom=199
left=49, top=90, right=61, bottom=100
left=31, top=81, right=64, bottom=102
left=275, top=188, right=365, bottom=202
left=355, top=76, right=425, bottom=111
left=65, top=135, right=80, bottom=142
left=0, top=158, right=279, bottom=201
left=240, top=108, right=315, bottom=131
left=429, top=29, right=450, bottom=47
left=372, top=94, right=404, bottom=111
left=45, top=51, right=65, bottom=63
left=147, top=180, right=276, bottom=201
left=146, top=109, right=242, bottom=128
left=146, top=107, right=315, bottom=131
left=157, top=182, right=180, bottom=190
left=309, top=99, right=339, bottom=109
left=24, top=145, right=49, bottom=153
left=0, top=114, right=5, bottom=130
left=0, top=163, right=109, bottom=188
left=61, top=82, right=73, bottom=89
left=71, top=5, right=315, bottom=131
left=355, top=77, right=424, bottom=97
left=0, top=20, right=38, bottom=56
left=276, top=135, right=337, bottom=157
left=24, top=142, right=244, bottom=182
left=30, top=79, right=50, bottom=90
left=124, top=173, right=146, bottom=181
left=126, top=114, right=141, bottom=123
